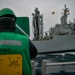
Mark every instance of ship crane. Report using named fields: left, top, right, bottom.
left=32, top=8, right=44, bottom=40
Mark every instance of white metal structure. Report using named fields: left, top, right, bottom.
left=42, top=60, right=75, bottom=75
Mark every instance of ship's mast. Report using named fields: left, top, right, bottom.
left=61, top=4, right=70, bottom=26
left=32, top=8, right=44, bottom=40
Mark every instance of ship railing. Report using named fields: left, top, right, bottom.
left=42, top=60, right=75, bottom=75
left=31, top=60, right=75, bottom=75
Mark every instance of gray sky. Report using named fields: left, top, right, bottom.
left=0, top=0, right=75, bottom=39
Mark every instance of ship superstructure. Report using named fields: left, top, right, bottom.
left=49, top=4, right=75, bottom=37
left=32, top=5, right=75, bottom=41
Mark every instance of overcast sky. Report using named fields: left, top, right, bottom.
left=0, top=0, right=75, bottom=39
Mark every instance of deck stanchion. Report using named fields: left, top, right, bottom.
left=42, top=60, right=46, bottom=75
left=31, top=61, right=35, bottom=75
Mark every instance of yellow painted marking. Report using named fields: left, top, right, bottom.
left=0, top=54, right=22, bottom=75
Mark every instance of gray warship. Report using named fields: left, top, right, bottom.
left=31, top=5, right=75, bottom=75
left=32, top=4, right=75, bottom=54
